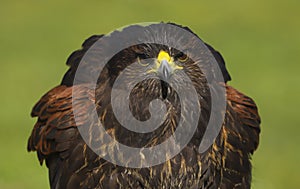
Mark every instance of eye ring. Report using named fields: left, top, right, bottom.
left=136, top=53, right=150, bottom=66
left=175, top=52, right=188, bottom=62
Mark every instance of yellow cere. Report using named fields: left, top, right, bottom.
left=147, top=50, right=183, bottom=74
left=157, top=50, right=172, bottom=62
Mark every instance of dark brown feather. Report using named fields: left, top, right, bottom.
left=28, top=24, right=260, bottom=189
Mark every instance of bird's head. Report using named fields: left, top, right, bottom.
left=91, top=23, right=229, bottom=103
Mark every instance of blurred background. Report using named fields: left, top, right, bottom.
left=0, top=0, right=299, bottom=188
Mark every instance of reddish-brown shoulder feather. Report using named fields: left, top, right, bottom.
left=27, top=85, right=95, bottom=164
left=213, top=85, right=260, bottom=188
left=226, top=85, right=261, bottom=154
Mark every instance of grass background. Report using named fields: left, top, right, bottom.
left=0, top=0, right=299, bottom=188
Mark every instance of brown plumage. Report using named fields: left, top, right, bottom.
left=28, top=23, right=260, bottom=189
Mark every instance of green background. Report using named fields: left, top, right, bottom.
left=1, top=0, right=299, bottom=188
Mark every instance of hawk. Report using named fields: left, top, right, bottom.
left=28, top=23, right=260, bottom=189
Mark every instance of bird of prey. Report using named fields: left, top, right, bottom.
left=28, top=23, right=260, bottom=189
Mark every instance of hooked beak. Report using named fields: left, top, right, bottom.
left=146, top=50, right=183, bottom=99
left=158, top=59, right=172, bottom=81
left=155, top=50, right=182, bottom=81
left=155, top=50, right=182, bottom=99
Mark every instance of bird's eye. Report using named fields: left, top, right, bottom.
left=136, top=53, right=148, bottom=60
left=136, top=53, right=150, bottom=66
left=175, top=52, right=188, bottom=62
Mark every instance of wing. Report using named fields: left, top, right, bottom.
left=217, top=85, right=261, bottom=188
left=226, top=85, right=260, bottom=153
left=28, top=35, right=105, bottom=188
left=27, top=85, right=98, bottom=189
left=28, top=34, right=124, bottom=189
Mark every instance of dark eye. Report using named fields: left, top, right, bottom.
left=136, top=53, right=150, bottom=66
left=136, top=52, right=148, bottom=59
left=174, top=52, right=188, bottom=62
